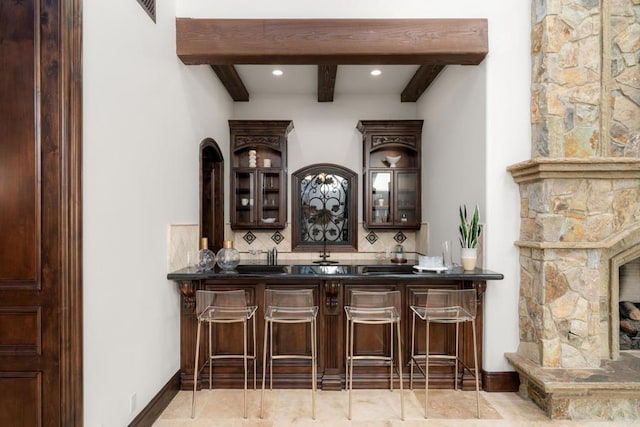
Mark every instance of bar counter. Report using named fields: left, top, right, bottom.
left=168, top=260, right=503, bottom=391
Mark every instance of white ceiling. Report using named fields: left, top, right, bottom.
left=235, top=65, right=421, bottom=96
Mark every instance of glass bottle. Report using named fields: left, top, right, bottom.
left=394, top=244, right=405, bottom=261
left=197, top=237, right=216, bottom=271
left=216, top=240, right=240, bottom=271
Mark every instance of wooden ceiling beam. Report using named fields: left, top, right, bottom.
left=401, top=64, right=446, bottom=102
left=210, top=65, right=249, bottom=102
left=317, top=65, right=337, bottom=102
left=177, top=18, right=488, bottom=65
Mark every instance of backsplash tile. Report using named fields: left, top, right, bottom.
left=242, top=231, right=257, bottom=245
left=393, top=231, right=407, bottom=244
left=168, top=222, right=429, bottom=272
left=168, top=224, right=198, bottom=272
left=229, top=222, right=426, bottom=262
left=271, top=230, right=285, bottom=245
left=365, top=231, right=379, bottom=244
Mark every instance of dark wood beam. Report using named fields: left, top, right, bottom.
left=210, top=65, right=249, bottom=102
left=177, top=19, right=488, bottom=65
left=317, top=65, right=337, bottom=102
left=401, top=64, right=446, bottom=102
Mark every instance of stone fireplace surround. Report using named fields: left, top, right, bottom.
left=507, top=159, right=640, bottom=419
left=504, top=0, right=640, bottom=419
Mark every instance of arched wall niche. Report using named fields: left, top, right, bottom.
left=200, top=138, right=224, bottom=252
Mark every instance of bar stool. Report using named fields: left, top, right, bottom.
left=192, top=289, right=257, bottom=418
left=409, top=288, right=480, bottom=418
left=260, top=289, right=318, bottom=419
left=344, top=290, right=404, bottom=420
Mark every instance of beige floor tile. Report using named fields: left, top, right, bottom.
left=154, top=389, right=632, bottom=426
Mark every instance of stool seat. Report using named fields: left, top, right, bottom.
left=344, top=306, right=399, bottom=323
left=200, top=306, right=258, bottom=321
left=264, top=306, right=318, bottom=322
left=411, top=305, right=474, bottom=322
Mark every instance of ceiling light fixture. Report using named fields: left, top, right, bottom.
left=272, top=69, right=284, bottom=76
left=370, top=69, right=382, bottom=76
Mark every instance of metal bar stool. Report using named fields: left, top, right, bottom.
left=409, top=288, right=480, bottom=418
left=344, top=290, right=404, bottom=420
left=260, top=288, right=318, bottom=419
left=192, top=289, right=257, bottom=418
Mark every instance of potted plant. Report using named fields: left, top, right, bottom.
left=458, top=204, right=482, bottom=270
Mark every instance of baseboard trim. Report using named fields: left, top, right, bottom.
left=481, top=370, right=520, bottom=392
left=129, top=370, right=181, bottom=427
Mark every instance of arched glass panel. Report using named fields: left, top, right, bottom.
left=292, top=164, right=357, bottom=254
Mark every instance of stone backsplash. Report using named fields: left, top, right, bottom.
left=168, top=222, right=429, bottom=270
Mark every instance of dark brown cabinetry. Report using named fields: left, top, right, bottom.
left=170, top=270, right=495, bottom=392
left=229, top=120, right=293, bottom=229
left=358, top=120, right=423, bottom=229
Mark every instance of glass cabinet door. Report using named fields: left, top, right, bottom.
left=395, top=171, right=419, bottom=227
left=370, top=171, right=392, bottom=225
left=359, top=120, right=422, bottom=230
left=234, top=171, right=256, bottom=225
left=260, top=171, right=281, bottom=226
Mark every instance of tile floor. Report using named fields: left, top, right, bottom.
left=154, top=388, right=637, bottom=426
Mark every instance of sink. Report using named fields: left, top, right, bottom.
left=235, top=264, right=289, bottom=274
left=291, top=265, right=353, bottom=275
left=359, top=265, right=415, bottom=275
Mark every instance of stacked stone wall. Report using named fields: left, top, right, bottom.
left=531, top=0, right=602, bottom=158
left=609, top=0, right=640, bottom=156
left=531, top=0, right=639, bottom=158
left=517, top=175, right=640, bottom=367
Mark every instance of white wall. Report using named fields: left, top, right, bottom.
left=481, top=1, right=532, bottom=372
left=83, top=0, right=233, bottom=425
left=414, top=1, right=530, bottom=373
left=418, top=64, right=487, bottom=261
left=179, top=0, right=512, bottom=19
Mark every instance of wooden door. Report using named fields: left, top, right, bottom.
left=0, top=0, right=82, bottom=425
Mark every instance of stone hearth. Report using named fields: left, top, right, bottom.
left=507, top=352, right=640, bottom=420
left=506, top=0, right=640, bottom=420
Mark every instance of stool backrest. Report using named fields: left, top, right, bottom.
left=196, top=289, right=248, bottom=315
left=265, top=288, right=314, bottom=309
left=425, top=288, right=476, bottom=319
left=350, top=290, right=400, bottom=311
left=349, top=290, right=401, bottom=317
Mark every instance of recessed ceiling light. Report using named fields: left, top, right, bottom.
left=272, top=69, right=284, bottom=76
left=370, top=69, right=382, bottom=76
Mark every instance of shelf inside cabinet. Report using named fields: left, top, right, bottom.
left=229, top=120, right=292, bottom=229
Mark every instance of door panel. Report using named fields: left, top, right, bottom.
left=0, top=307, right=41, bottom=356
left=0, top=0, right=39, bottom=285
left=0, top=374, right=42, bottom=426
left=0, top=0, right=82, bottom=425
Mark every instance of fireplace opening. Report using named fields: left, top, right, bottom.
left=619, top=259, right=640, bottom=351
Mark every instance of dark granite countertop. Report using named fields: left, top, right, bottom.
left=167, top=259, right=504, bottom=281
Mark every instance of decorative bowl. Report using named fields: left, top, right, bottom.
left=261, top=217, right=276, bottom=223
left=385, top=155, right=401, bottom=168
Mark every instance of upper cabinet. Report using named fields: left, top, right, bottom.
left=229, top=120, right=293, bottom=230
left=358, top=120, right=423, bottom=230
